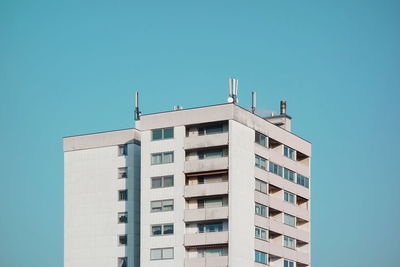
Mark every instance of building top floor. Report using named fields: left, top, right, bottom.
left=63, top=103, right=311, bottom=156
left=63, top=128, right=140, bottom=152
left=137, top=103, right=311, bottom=156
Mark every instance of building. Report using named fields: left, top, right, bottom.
left=64, top=99, right=311, bottom=267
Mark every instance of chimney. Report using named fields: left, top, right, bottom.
left=264, top=100, right=292, bottom=132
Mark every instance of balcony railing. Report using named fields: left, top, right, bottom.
left=184, top=207, right=229, bottom=222
left=184, top=132, right=229, bottom=150
left=185, top=157, right=229, bottom=173
left=184, top=256, right=228, bottom=267
left=184, top=182, right=229, bottom=198
left=184, top=231, right=229, bottom=247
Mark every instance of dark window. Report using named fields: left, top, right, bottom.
left=118, top=212, right=128, bottom=223
left=152, top=128, right=174, bottom=140
left=118, top=144, right=128, bottom=156
left=118, top=235, right=127, bottom=246
left=118, top=190, right=128, bottom=201
left=118, top=257, right=127, bottom=267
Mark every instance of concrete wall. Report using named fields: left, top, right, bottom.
left=228, top=120, right=255, bottom=266
left=140, top=126, right=185, bottom=267
left=64, top=131, right=140, bottom=267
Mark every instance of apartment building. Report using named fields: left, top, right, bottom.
left=64, top=100, right=311, bottom=267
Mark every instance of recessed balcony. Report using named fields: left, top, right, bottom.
left=185, top=182, right=229, bottom=198
left=184, top=256, right=228, bottom=267
left=185, top=157, right=229, bottom=173
left=184, top=132, right=229, bottom=150
left=184, top=231, right=228, bottom=247
left=184, top=207, right=229, bottom=222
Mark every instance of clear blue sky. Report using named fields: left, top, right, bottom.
left=1, top=0, right=399, bottom=266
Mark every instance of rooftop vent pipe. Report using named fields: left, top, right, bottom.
left=280, top=100, right=286, bottom=115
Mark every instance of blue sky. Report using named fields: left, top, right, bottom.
left=1, top=0, right=399, bottom=266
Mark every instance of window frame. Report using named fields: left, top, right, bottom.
left=283, top=213, right=296, bottom=227
left=297, top=173, right=310, bottom=188
left=255, top=178, right=268, bottom=194
left=118, top=167, right=128, bottom=179
left=283, top=145, right=296, bottom=160
left=151, top=151, right=174, bottom=165
left=283, top=235, right=296, bottom=250
left=255, top=132, right=268, bottom=147
left=255, top=226, right=268, bottom=241
left=255, top=250, right=269, bottom=265
left=269, top=161, right=283, bottom=176
left=284, top=191, right=296, bottom=204
left=150, top=247, right=174, bottom=260
left=151, top=199, right=174, bottom=213
left=118, top=234, right=128, bottom=246
left=151, top=127, right=174, bottom=141
left=255, top=155, right=267, bottom=170
left=118, top=144, right=128, bottom=156
left=118, top=212, right=128, bottom=224
left=151, top=224, right=174, bottom=236
left=151, top=175, right=174, bottom=189
left=118, top=189, right=128, bottom=201
left=284, top=259, right=295, bottom=267
left=255, top=203, right=268, bottom=217
left=118, top=257, right=128, bottom=267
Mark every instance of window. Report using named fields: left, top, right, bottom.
left=151, top=152, right=174, bottom=165
left=255, top=179, right=268, bottom=194
left=198, top=124, right=224, bottom=135
left=150, top=247, right=174, bottom=260
left=118, top=257, right=127, bottom=267
left=284, top=259, right=295, bottom=267
left=198, top=222, right=224, bottom=233
left=198, top=148, right=228, bottom=159
left=118, top=235, right=127, bottom=246
left=152, top=128, right=174, bottom=141
left=255, top=227, right=268, bottom=240
left=269, top=161, right=283, bottom=176
left=151, top=175, right=174, bottom=188
left=284, top=191, right=296, bottom=204
left=118, top=212, right=128, bottom=223
left=198, top=247, right=228, bottom=257
left=255, top=203, right=267, bottom=217
left=151, top=224, right=174, bottom=236
left=284, top=236, right=296, bottom=249
left=118, top=144, right=127, bottom=156
left=118, top=190, right=128, bottom=201
left=197, top=198, right=225, bottom=209
left=118, top=167, right=127, bottom=179
left=151, top=199, right=174, bottom=212
left=255, top=132, right=267, bottom=147
left=255, top=250, right=268, bottom=264
left=284, top=213, right=296, bottom=227
left=255, top=155, right=267, bottom=170
left=283, top=146, right=295, bottom=160
left=284, top=168, right=295, bottom=182
left=297, top=174, right=310, bottom=188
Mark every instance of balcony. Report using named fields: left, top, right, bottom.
left=184, top=231, right=228, bottom=247
left=185, top=132, right=229, bottom=150
left=185, top=157, right=229, bottom=173
left=254, top=238, right=310, bottom=265
left=185, top=182, right=229, bottom=198
left=184, top=207, right=229, bottom=222
left=184, top=256, right=228, bottom=267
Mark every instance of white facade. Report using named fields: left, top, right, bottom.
left=64, top=102, right=312, bottom=267
left=64, top=129, right=141, bottom=267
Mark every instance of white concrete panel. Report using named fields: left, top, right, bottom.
left=228, top=120, right=255, bottom=267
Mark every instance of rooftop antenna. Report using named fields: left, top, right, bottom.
left=228, top=78, right=238, bottom=103
left=134, top=91, right=141, bottom=121
left=251, top=91, right=256, bottom=114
